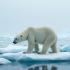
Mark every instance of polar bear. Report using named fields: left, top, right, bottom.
left=13, top=27, right=59, bottom=54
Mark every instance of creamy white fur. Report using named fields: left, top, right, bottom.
left=14, top=27, right=59, bottom=54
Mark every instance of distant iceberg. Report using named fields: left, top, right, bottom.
left=0, top=58, right=11, bottom=65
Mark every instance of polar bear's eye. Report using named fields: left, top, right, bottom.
left=20, top=35, right=23, bottom=37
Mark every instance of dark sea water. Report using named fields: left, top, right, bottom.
left=0, top=62, right=70, bottom=70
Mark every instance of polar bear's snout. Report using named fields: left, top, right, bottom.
left=13, top=38, right=18, bottom=44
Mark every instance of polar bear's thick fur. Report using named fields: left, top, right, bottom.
left=13, top=27, right=59, bottom=54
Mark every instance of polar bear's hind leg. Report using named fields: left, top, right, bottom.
left=51, top=42, right=59, bottom=53
left=41, top=39, right=52, bottom=54
left=41, top=36, right=57, bottom=54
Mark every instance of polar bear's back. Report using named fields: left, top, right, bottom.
left=28, top=27, right=57, bottom=44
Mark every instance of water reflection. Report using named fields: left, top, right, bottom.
left=28, top=65, right=57, bottom=70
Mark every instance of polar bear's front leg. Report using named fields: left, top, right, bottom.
left=27, top=42, right=35, bottom=53
left=27, top=32, right=35, bottom=53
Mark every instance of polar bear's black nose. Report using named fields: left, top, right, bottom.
left=13, top=41, right=17, bottom=44
left=13, top=38, right=17, bottom=44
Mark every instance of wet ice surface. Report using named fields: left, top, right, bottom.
left=0, top=63, right=70, bottom=70
left=0, top=36, right=70, bottom=70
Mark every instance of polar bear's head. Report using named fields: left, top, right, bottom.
left=13, top=35, right=23, bottom=44
left=13, top=32, right=28, bottom=44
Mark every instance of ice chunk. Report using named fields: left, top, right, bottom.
left=0, top=58, right=11, bottom=65
left=15, top=52, right=70, bottom=64
left=60, top=45, right=70, bottom=52
left=17, top=52, right=70, bottom=61
left=0, top=44, right=27, bottom=53
left=0, top=52, right=70, bottom=64
left=0, top=52, right=26, bottom=62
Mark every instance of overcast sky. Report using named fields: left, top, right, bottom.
left=0, top=0, right=70, bottom=37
